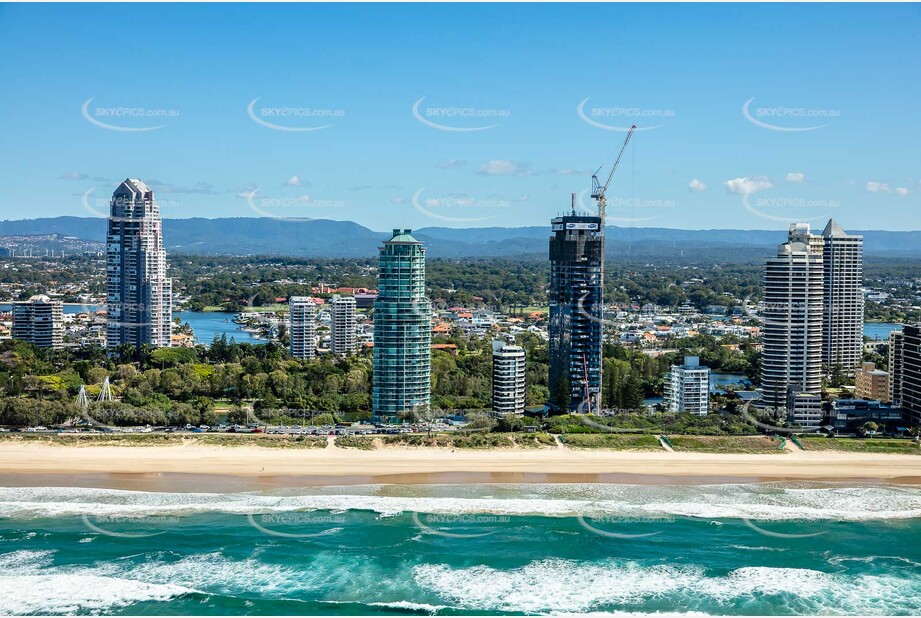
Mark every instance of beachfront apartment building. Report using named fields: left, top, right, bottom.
left=787, top=392, right=824, bottom=430
left=12, top=294, right=63, bottom=349
left=899, top=324, right=921, bottom=426
left=820, top=220, right=864, bottom=373
left=855, top=362, right=891, bottom=402
left=373, top=229, right=431, bottom=416
left=664, top=355, right=710, bottom=415
left=289, top=296, right=317, bottom=359
left=889, top=330, right=904, bottom=406
left=105, top=179, right=172, bottom=350
left=330, top=295, right=357, bottom=356
left=760, top=225, right=824, bottom=409
left=492, top=340, right=527, bottom=415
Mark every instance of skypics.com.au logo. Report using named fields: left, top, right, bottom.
left=81, top=98, right=178, bottom=132
left=412, top=97, right=510, bottom=132
left=742, top=97, right=840, bottom=132
left=247, top=97, right=345, bottom=132
left=577, top=98, right=675, bottom=131
left=411, top=188, right=510, bottom=223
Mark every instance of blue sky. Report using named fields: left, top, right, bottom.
left=0, top=3, right=918, bottom=231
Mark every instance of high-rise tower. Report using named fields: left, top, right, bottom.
left=900, top=324, right=921, bottom=425
left=330, top=295, right=357, bottom=356
left=105, top=179, right=172, bottom=350
left=760, top=226, right=824, bottom=408
left=373, top=229, right=431, bottom=416
left=289, top=296, right=317, bottom=359
left=548, top=213, right=604, bottom=413
left=821, top=219, right=864, bottom=373
left=889, top=330, right=904, bottom=406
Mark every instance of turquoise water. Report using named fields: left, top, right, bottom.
left=0, top=483, right=919, bottom=615
left=174, top=311, right=262, bottom=346
left=864, top=322, right=902, bottom=341
left=0, top=306, right=261, bottom=346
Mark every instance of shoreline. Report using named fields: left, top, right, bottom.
left=0, top=443, right=919, bottom=491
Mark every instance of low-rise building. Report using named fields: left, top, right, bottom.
left=832, top=399, right=903, bottom=434
left=854, top=362, right=891, bottom=402
left=787, top=392, right=824, bottom=430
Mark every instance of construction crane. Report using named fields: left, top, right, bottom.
left=591, top=124, right=636, bottom=226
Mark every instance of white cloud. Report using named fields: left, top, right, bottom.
left=688, top=179, right=707, bottom=192
left=390, top=197, right=406, bottom=205
left=895, top=187, right=910, bottom=196
left=548, top=168, right=591, bottom=176
left=866, top=181, right=890, bottom=193
left=285, top=175, right=302, bottom=186
left=786, top=172, right=805, bottom=183
left=724, top=177, right=773, bottom=195
left=436, top=159, right=467, bottom=170
left=478, top=160, right=532, bottom=176
left=60, top=171, right=89, bottom=181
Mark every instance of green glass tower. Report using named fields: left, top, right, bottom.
left=373, top=229, right=431, bottom=416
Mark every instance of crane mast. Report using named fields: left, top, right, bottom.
left=591, top=124, right=636, bottom=226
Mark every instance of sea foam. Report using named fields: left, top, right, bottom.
left=412, top=559, right=921, bottom=615
left=0, top=483, right=919, bottom=521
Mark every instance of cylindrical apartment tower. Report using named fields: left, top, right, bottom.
left=373, top=229, right=431, bottom=416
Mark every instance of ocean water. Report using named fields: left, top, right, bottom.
left=0, top=483, right=919, bottom=616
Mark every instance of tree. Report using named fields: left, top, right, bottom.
left=551, top=375, right=570, bottom=413
left=496, top=413, right=523, bottom=432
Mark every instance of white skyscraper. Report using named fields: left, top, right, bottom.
left=821, top=219, right=864, bottom=373
left=664, top=356, right=710, bottom=415
left=105, top=179, right=172, bottom=350
left=12, top=294, right=63, bottom=349
left=330, top=295, right=357, bottom=356
left=492, top=340, right=526, bottom=415
left=289, top=296, right=317, bottom=359
left=760, top=225, right=824, bottom=409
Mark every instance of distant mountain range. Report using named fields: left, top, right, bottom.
left=2, top=217, right=921, bottom=261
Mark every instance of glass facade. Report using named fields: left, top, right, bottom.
left=373, top=229, right=432, bottom=416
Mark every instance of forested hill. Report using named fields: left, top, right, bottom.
left=2, top=217, right=921, bottom=259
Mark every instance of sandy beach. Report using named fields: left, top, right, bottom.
left=0, top=442, right=918, bottom=489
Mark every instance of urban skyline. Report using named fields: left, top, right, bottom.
left=14, top=173, right=913, bottom=424
left=1, top=5, right=919, bottom=617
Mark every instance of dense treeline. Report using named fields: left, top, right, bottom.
left=0, top=325, right=760, bottom=426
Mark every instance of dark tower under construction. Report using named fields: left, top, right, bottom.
left=548, top=209, right=604, bottom=413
